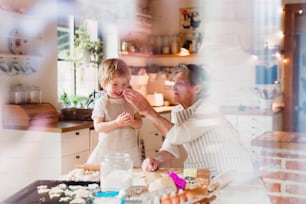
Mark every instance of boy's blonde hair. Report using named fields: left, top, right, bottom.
left=98, top=58, right=130, bottom=90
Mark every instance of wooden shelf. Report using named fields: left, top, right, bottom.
left=119, top=52, right=197, bottom=58
left=0, top=53, right=42, bottom=59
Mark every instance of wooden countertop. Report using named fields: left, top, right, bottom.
left=3, top=106, right=174, bottom=133
left=220, top=106, right=282, bottom=116
left=153, top=105, right=174, bottom=113
left=251, top=131, right=306, bottom=150
left=4, top=120, right=93, bottom=133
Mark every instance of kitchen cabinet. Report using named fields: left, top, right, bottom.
left=61, top=128, right=90, bottom=173
left=89, top=128, right=99, bottom=153
left=138, top=112, right=185, bottom=168
left=0, top=127, right=90, bottom=197
left=139, top=113, right=170, bottom=159
left=224, top=112, right=282, bottom=150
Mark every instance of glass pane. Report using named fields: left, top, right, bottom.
left=57, top=61, right=74, bottom=97
left=57, top=26, right=70, bottom=60
left=75, top=64, right=99, bottom=97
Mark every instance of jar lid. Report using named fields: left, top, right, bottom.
left=96, top=191, right=119, bottom=197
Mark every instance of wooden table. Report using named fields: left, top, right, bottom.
left=79, top=165, right=210, bottom=196
left=137, top=167, right=210, bottom=197
left=251, top=130, right=306, bottom=150
left=3, top=167, right=210, bottom=204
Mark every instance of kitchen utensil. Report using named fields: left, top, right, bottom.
left=254, top=84, right=281, bottom=100
left=76, top=164, right=100, bottom=171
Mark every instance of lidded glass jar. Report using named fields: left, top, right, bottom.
left=10, top=84, right=25, bottom=104
left=25, top=85, right=41, bottom=104
left=100, top=153, right=133, bottom=192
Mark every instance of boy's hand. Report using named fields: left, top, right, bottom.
left=115, top=112, right=134, bottom=126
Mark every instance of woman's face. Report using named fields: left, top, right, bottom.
left=173, top=72, right=198, bottom=108
left=104, top=76, right=129, bottom=99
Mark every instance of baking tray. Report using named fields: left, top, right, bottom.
left=2, top=180, right=99, bottom=204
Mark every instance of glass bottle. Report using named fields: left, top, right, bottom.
left=171, top=34, right=178, bottom=54
left=100, top=153, right=133, bottom=192
left=162, top=34, right=170, bottom=54
left=154, top=35, right=162, bottom=54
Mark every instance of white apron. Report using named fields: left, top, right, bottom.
left=87, top=96, right=140, bottom=167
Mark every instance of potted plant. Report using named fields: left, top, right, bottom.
left=59, top=92, right=94, bottom=121
left=67, top=25, right=103, bottom=67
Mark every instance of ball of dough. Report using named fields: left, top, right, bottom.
left=148, top=176, right=177, bottom=192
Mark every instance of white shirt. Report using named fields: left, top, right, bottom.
left=161, top=99, right=254, bottom=177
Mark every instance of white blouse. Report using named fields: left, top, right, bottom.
left=161, top=99, right=254, bottom=177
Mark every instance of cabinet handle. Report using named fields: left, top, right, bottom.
left=76, top=155, right=80, bottom=159
left=75, top=132, right=80, bottom=136
left=154, top=133, right=159, bottom=136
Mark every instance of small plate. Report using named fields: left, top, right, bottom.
left=8, top=28, right=31, bottom=55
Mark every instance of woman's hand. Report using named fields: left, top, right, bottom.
left=141, top=151, right=175, bottom=172
left=123, top=88, right=152, bottom=115
left=141, top=157, right=160, bottom=172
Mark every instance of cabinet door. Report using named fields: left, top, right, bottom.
left=236, top=115, right=258, bottom=149
left=61, top=128, right=90, bottom=156
left=62, top=150, right=90, bottom=173
left=141, top=130, right=164, bottom=153
left=0, top=130, right=62, bottom=199
left=255, top=115, right=273, bottom=135
left=139, top=112, right=170, bottom=158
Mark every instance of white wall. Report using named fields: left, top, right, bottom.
left=0, top=0, right=58, bottom=200
left=0, top=0, right=58, bottom=130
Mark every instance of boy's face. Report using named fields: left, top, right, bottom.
left=105, top=76, right=129, bottom=99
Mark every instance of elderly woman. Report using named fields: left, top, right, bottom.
left=124, top=64, right=254, bottom=177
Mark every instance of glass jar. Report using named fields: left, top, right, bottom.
left=170, top=34, right=179, bottom=54
left=25, top=85, right=41, bottom=104
left=100, top=153, right=133, bottom=192
left=154, top=35, right=162, bottom=54
left=162, top=34, right=170, bottom=54
left=10, top=84, right=25, bottom=104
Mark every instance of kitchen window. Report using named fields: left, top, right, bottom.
left=57, top=15, right=102, bottom=108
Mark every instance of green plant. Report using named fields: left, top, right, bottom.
left=67, top=25, right=103, bottom=66
left=59, top=91, right=70, bottom=106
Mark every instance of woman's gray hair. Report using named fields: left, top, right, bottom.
left=175, top=63, right=209, bottom=98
